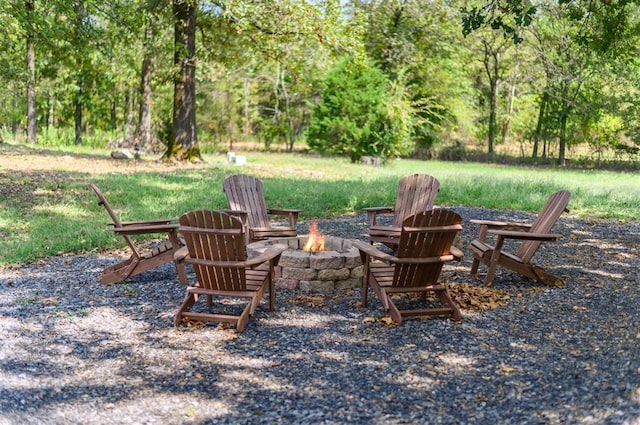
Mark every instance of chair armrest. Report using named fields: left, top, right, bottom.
left=363, top=206, right=394, bottom=213
left=116, top=217, right=178, bottom=227
left=223, top=209, right=248, bottom=217
left=223, top=209, right=249, bottom=229
left=266, top=209, right=303, bottom=227
left=245, top=244, right=289, bottom=268
left=267, top=208, right=303, bottom=214
left=355, top=239, right=459, bottom=264
left=363, top=206, right=394, bottom=226
left=470, top=219, right=532, bottom=230
left=184, top=244, right=289, bottom=269
left=173, top=246, right=190, bottom=262
left=450, top=245, right=464, bottom=260
left=470, top=219, right=532, bottom=243
left=487, top=229, right=561, bottom=241
left=113, top=223, right=179, bottom=236
left=351, top=240, right=397, bottom=263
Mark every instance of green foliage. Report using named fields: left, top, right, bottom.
left=461, top=0, right=536, bottom=44
left=0, top=0, right=639, bottom=166
left=306, top=57, right=412, bottom=162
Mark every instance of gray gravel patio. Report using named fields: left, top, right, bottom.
left=1, top=207, right=639, bottom=424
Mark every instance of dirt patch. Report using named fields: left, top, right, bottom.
left=0, top=143, right=188, bottom=175
left=0, top=144, right=209, bottom=210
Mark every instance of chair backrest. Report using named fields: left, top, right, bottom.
left=90, top=183, right=138, bottom=254
left=179, top=209, right=247, bottom=291
left=223, top=174, right=270, bottom=229
left=392, top=174, right=440, bottom=227
left=393, top=209, right=462, bottom=288
left=514, top=190, right=571, bottom=262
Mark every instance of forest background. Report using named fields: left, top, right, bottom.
left=1, top=0, right=640, bottom=168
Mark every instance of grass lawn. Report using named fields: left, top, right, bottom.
left=0, top=143, right=637, bottom=266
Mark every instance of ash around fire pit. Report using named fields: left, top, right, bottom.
left=247, top=235, right=363, bottom=293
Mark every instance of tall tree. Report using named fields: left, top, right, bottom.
left=133, top=1, right=167, bottom=152
left=164, top=0, right=200, bottom=161
left=25, top=0, right=36, bottom=143
left=529, top=3, right=603, bottom=165
left=72, top=0, right=87, bottom=145
left=478, top=32, right=512, bottom=155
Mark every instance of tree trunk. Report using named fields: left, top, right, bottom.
left=280, top=71, right=295, bottom=152
left=110, top=100, right=117, bottom=131
left=136, top=53, right=153, bottom=150
left=501, top=79, right=516, bottom=146
left=73, top=0, right=85, bottom=146
left=26, top=0, right=37, bottom=144
left=558, top=108, right=569, bottom=166
left=243, top=77, right=250, bottom=144
left=47, top=92, right=55, bottom=130
left=532, top=91, right=548, bottom=159
left=482, top=40, right=502, bottom=156
left=74, top=84, right=83, bottom=146
left=164, top=0, right=200, bottom=161
left=486, top=58, right=498, bottom=156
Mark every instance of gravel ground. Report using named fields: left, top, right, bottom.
left=1, top=207, right=639, bottom=425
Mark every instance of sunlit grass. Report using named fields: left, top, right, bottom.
left=0, top=144, right=637, bottom=266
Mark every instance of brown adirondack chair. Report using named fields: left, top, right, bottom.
left=353, top=208, right=463, bottom=325
left=469, top=190, right=571, bottom=287
left=173, top=209, right=287, bottom=332
left=364, top=174, right=440, bottom=246
left=223, top=174, right=303, bottom=243
left=90, top=184, right=186, bottom=285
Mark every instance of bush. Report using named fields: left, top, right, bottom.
left=306, top=57, right=411, bottom=163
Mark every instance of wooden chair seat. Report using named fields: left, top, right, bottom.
left=140, top=242, right=173, bottom=259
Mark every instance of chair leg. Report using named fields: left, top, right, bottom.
left=483, top=263, right=499, bottom=286
left=470, top=257, right=480, bottom=275
left=361, top=261, right=370, bottom=307
left=386, top=297, right=402, bottom=325
left=269, top=264, right=275, bottom=312
left=436, top=288, right=462, bottom=321
left=175, top=261, right=189, bottom=285
left=362, top=276, right=369, bottom=307
left=236, top=303, right=252, bottom=333
left=100, top=257, right=138, bottom=285
left=483, top=237, right=505, bottom=286
left=532, top=266, right=565, bottom=287
left=174, top=293, right=196, bottom=327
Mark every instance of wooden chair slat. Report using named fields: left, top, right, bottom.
left=366, top=174, right=440, bottom=247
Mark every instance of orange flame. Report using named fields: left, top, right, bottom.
left=303, top=220, right=325, bottom=252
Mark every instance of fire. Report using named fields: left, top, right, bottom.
left=303, top=220, right=325, bottom=252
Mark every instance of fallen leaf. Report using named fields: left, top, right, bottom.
left=362, top=315, right=395, bottom=325
left=501, top=366, right=517, bottom=374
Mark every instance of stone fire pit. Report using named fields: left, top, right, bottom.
left=247, top=235, right=363, bottom=292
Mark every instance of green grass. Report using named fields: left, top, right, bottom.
left=0, top=143, right=637, bottom=266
